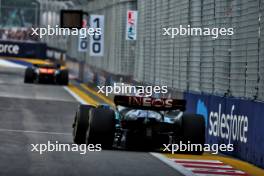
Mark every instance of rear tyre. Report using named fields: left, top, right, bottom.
left=57, top=70, right=69, bottom=85
left=86, top=108, right=115, bottom=149
left=73, top=105, right=94, bottom=144
left=24, top=68, right=35, bottom=83
left=181, top=114, right=205, bottom=154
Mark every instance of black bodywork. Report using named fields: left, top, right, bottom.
left=73, top=96, right=205, bottom=153
left=113, top=110, right=178, bottom=150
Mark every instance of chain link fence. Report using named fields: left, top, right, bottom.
left=83, top=0, right=136, bottom=76
left=38, top=0, right=69, bottom=50
left=260, top=0, right=264, bottom=100
left=134, top=0, right=264, bottom=100
left=39, top=0, right=264, bottom=101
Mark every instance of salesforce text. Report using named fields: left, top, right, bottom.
left=209, top=104, right=248, bottom=143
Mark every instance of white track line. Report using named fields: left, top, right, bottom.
left=0, top=128, right=71, bottom=135
left=150, top=152, right=195, bottom=176
left=179, top=164, right=232, bottom=169
left=63, top=86, right=87, bottom=105
left=0, top=59, right=26, bottom=69
left=172, top=159, right=223, bottom=163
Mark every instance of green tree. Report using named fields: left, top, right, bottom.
left=1, top=0, right=37, bottom=27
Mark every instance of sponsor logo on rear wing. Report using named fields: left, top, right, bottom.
left=114, top=95, right=186, bottom=111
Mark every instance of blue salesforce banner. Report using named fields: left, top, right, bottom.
left=0, top=40, right=47, bottom=59
left=184, top=92, right=264, bottom=168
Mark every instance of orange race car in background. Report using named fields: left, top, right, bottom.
left=24, top=63, right=69, bottom=85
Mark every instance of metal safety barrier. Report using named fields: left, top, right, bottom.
left=37, top=0, right=264, bottom=101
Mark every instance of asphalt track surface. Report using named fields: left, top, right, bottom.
left=0, top=67, right=183, bottom=176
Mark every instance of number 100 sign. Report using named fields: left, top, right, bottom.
left=90, top=15, right=104, bottom=57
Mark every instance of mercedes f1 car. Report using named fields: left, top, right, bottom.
left=72, top=96, right=205, bottom=153
left=24, top=64, right=69, bottom=85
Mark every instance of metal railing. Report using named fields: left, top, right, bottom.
left=37, top=0, right=264, bottom=101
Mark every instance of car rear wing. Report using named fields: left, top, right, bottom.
left=33, top=63, right=60, bottom=69
left=114, top=95, right=186, bottom=111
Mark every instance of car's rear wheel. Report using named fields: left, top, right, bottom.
left=24, top=68, right=35, bottom=83
left=57, top=70, right=69, bottom=85
left=73, top=105, right=94, bottom=144
left=180, top=114, right=205, bottom=154
left=86, top=108, right=115, bottom=149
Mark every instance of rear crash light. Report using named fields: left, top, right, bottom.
left=39, top=68, right=55, bottom=74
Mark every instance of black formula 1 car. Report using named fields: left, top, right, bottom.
left=24, top=64, right=69, bottom=85
left=72, top=96, right=205, bottom=153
